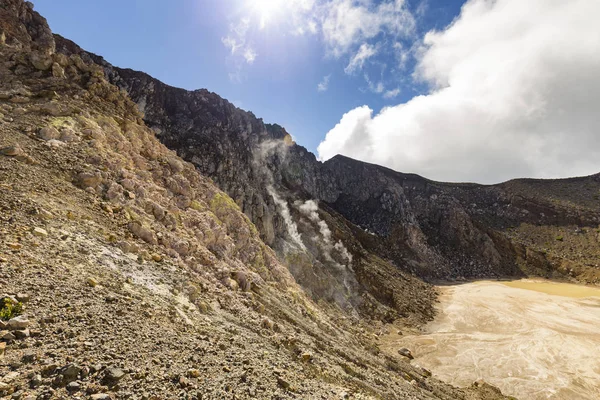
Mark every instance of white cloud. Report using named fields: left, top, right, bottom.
left=321, top=0, right=415, bottom=57
left=393, top=42, right=410, bottom=70
left=221, top=36, right=240, bottom=55
left=317, top=75, right=331, bottom=92
left=222, top=1, right=416, bottom=83
left=318, top=0, right=600, bottom=184
left=364, top=73, right=385, bottom=95
left=415, top=0, right=429, bottom=18
left=383, top=88, right=400, bottom=99
left=243, top=47, right=257, bottom=64
left=344, top=43, right=378, bottom=74
left=221, top=17, right=257, bottom=79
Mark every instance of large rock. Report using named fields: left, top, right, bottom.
left=59, top=364, right=81, bottom=383
left=30, top=51, right=52, bottom=70
left=76, top=172, right=102, bottom=188
left=38, top=126, right=60, bottom=140
left=7, top=316, right=29, bottom=331
left=398, top=348, right=414, bottom=360
left=128, top=221, right=157, bottom=245
left=0, top=144, right=24, bottom=156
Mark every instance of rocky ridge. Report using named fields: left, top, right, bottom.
left=0, top=1, right=514, bottom=399
left=52, top=30, right=600, bottom=318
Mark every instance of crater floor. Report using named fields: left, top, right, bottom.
left=382, top=280, right=600, bottom=400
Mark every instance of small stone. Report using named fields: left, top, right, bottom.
left=29, top=374, right=42, bottom=389
left=151, top=254, right=162, bottom=262
left=10, top=96, right=29, bottom=104
left=227, top=278, right=239, bottom=291
left=398, top=348, right=414, bottom=360
left=1, top=331, right=16, bottom=341
left=15, top=294, right=29, bottom=303
left=91, top=394, right=112, bottom=400
left=187, top=369, right=201, bottom=378
left=41, top=364, right=58, bottom=376
left=14, top=329, right=30, bottom=340
left=277, top=377, right=291, bottom=390
left=103, top=367, right=126, bottom=386
left=60, top=364, right=82, bottom=383
left=7, top=316, right=30, bottom=331
left=45, top=139, right=66, bottom=148
left=87, top=277, right=99, bottom=287
left=415, top=365, right=432, bottom=378
left=66, top=381, right=80, bottom=392
left=198, top=301, right=210, bottom=313
left=300, top=352, right=312, bottom=362
left=3, top=371, right=19, bottom=383
left=178, top=376, right=189, bottom=388
left=32, top=227, right=48, bottom=237
left=8, top=243, right=22, bottom=250
left=261, top=318, right=274, bottom=330
left=21, top=351, right=36, bottom=363
left=0, top=382, right=10, bottom=394
left=0, top=342, right=5, bottom=358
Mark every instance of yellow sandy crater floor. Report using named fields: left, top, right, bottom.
left=382, top=280, right=600, bottom=400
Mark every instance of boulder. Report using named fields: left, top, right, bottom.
left=128, top=221, right=157, bottom=245
left=59, top=364, right=82, bottom=383
left=38, top=126, right=60, bottom=140
left=77, top=172, right=102, bottom=188
left=0, top=331, right=15, bottom=341
left=51, top=62, right=65, bottom=78
left=7, top=316, right=30, bottom=331
left=0, top=144, right=24, bottom=157
left=30, top=52, right=53, bottom=70
left=398, top=348, right=414, bottom=360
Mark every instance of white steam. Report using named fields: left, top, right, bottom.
left=267, top=185, right=306, bottom=251
left=255, top=139, right=307, bottom=252
left=297, top=199, right=353, bottom=268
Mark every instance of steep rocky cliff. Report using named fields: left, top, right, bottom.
left=53, top=32, right=600, bottom=319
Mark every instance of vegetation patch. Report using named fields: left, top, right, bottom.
left=0, top=297, right=23, bottom=321
left=210, top=192, right=241, bottom=215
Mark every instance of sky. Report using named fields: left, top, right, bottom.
left=34, top=0, right=600, bottom=184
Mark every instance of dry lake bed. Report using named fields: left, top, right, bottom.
left=382, top=280, right=600, bottom=399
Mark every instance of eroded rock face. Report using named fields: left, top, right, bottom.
left=0, top=0, right=55, bottom=54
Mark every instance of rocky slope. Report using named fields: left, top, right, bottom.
left=0, top=1, right=515, bottom=399
left=52, top=28, right=600, bottom=318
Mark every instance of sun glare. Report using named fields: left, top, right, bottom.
left=251, top=0, right=285, bottom=27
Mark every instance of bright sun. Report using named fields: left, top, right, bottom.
left=251, top=0, right=285, bottom=27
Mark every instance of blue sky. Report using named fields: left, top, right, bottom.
left=35, top=0, right=464, bottom=154
left=34, top=0, right=600, bottom=183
